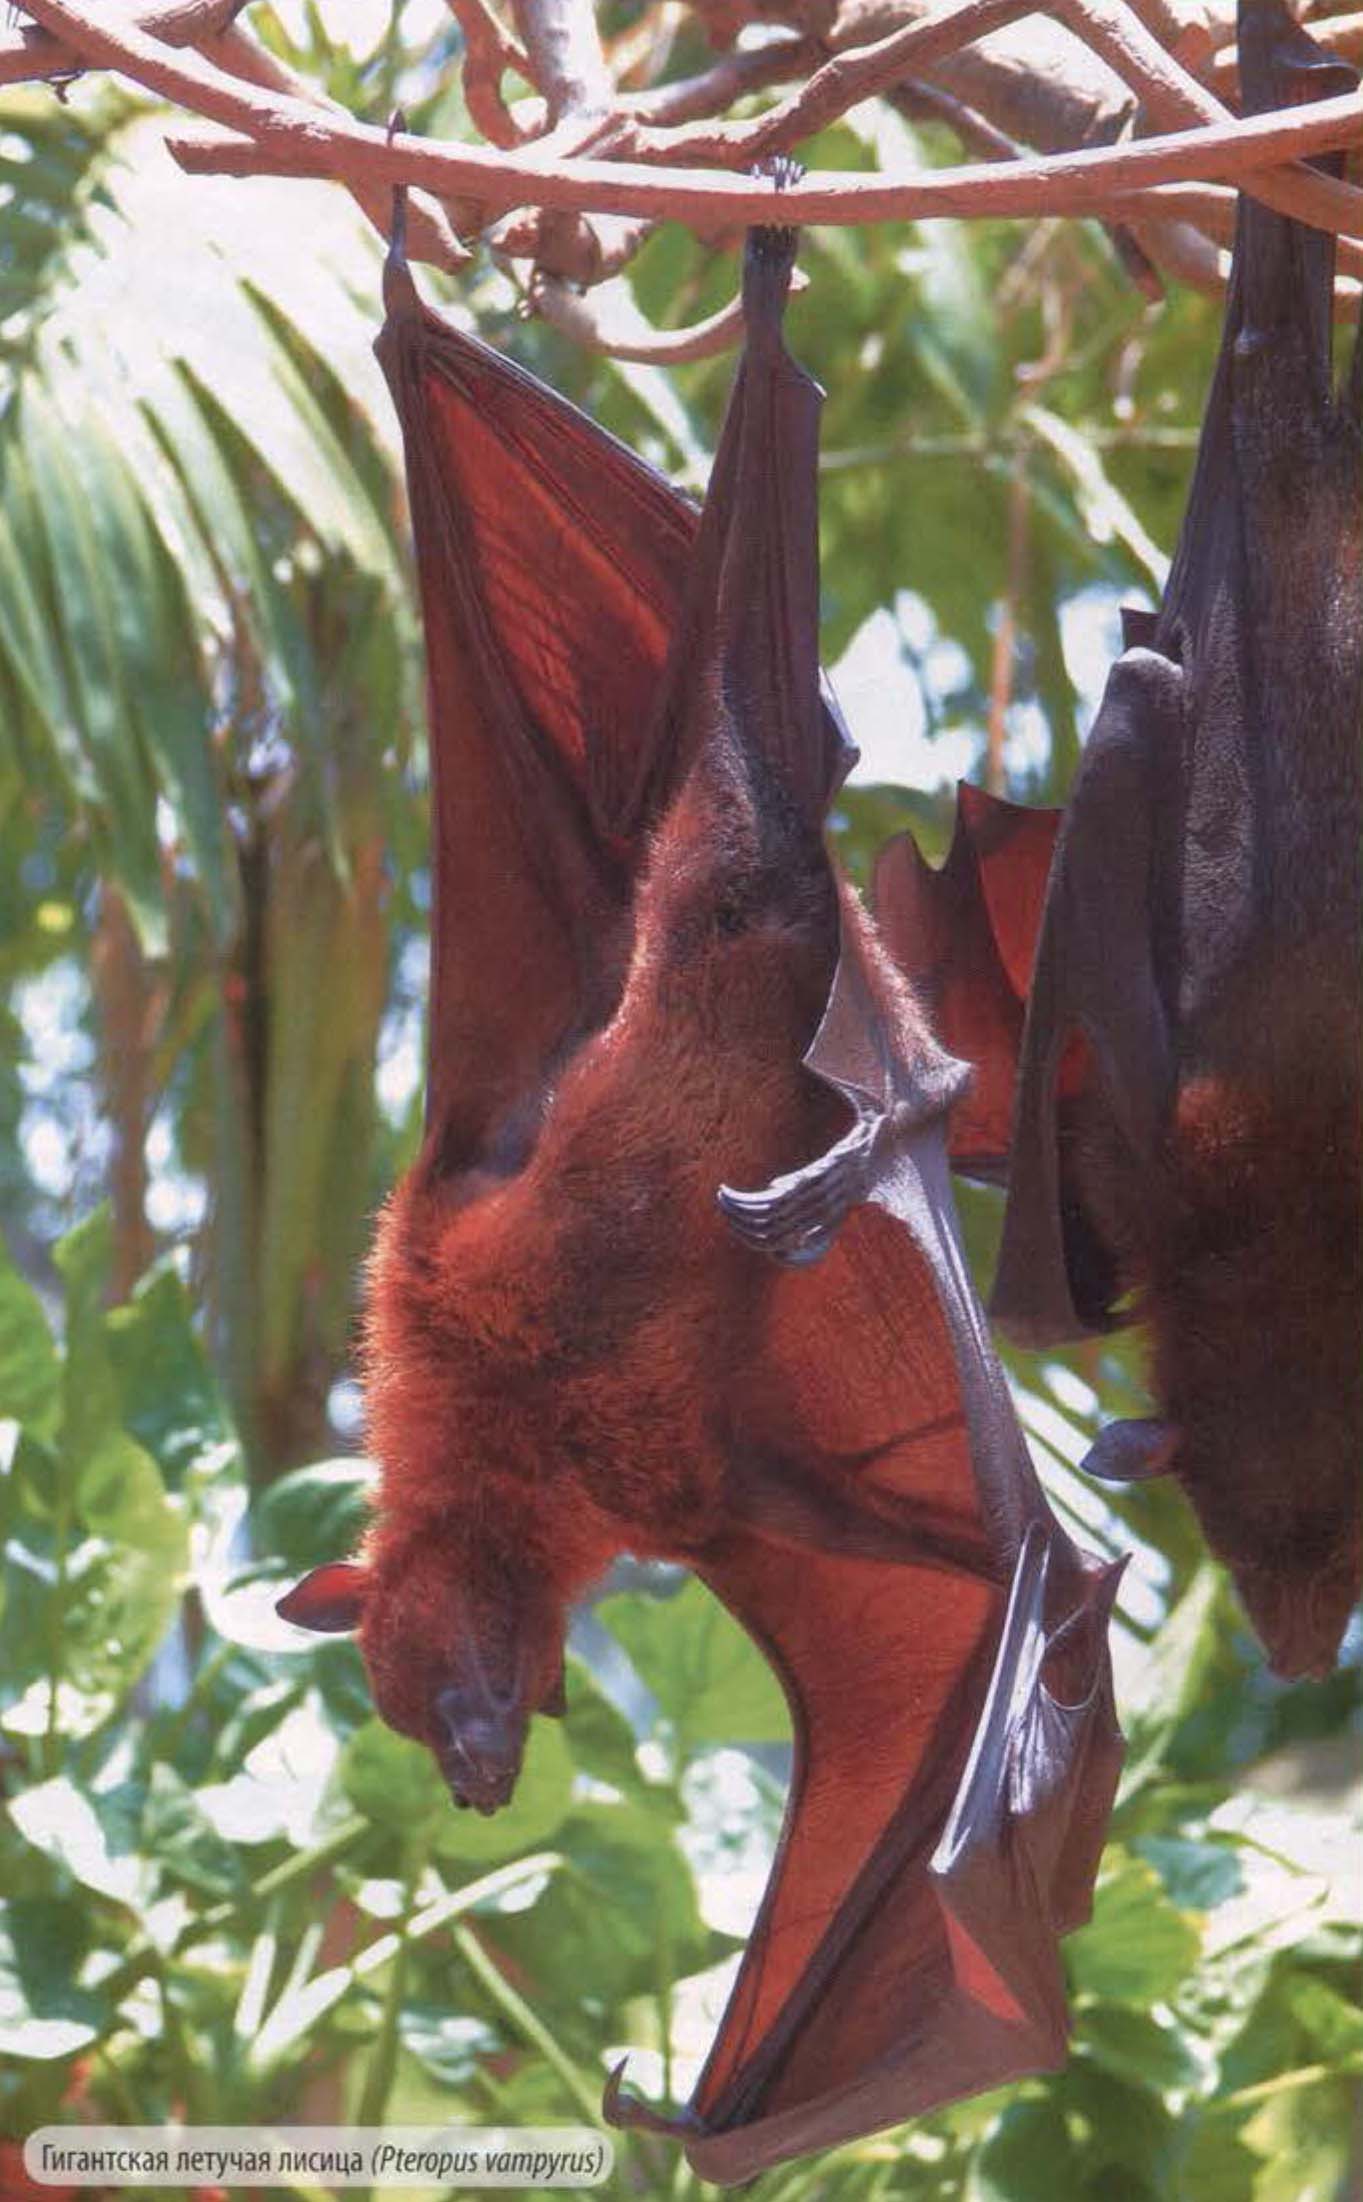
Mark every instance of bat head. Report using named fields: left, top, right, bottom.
left=277, top=1540, right=566, bottom=1812
left=1232, top=1547, right=1359, bottom=1685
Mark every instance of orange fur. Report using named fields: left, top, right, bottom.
left=352, top=746, right=929, bottom=1760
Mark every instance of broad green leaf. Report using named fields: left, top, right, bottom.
left=1068, top=1852, right=1203, bottom=2004
left=78, top=1431, right=185, bottom=1568
left=1244, top=2076, right=1356, bottom=2202
left=105, top=1261, right=238, bottom=1491
left=968, top=2099, right=1081, bottom=2201
left=1058, top=2057, right=1176, bottom=2193
left=0, top=1238, right=59, bottom=1439
left=432, top=1721, right=574, bottom=1864
left=562, top=1660, right=650, bottom=1802
left=1075, top=2001, right=1203, bottom=2095
left=342, top=1719, right=445, bottom=1832
left=254, top=1456, right=376, bottom=1570
left=1134, top=1835, right=1245, bottom=1914
left=490, top=1800, right=718, bottom=2006
left=52, top=1205, right=118, bottom=1471
left=599, top=1579, right=789, bottom=1754
left=9, top=1778, right=154, bottom=1908
left=142, top=1764, right=246, bottom=1899
left=0, top=1899, right=108, bottom=2061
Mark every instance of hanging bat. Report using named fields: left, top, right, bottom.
left=990, top=0, right=1362, bottom=1680
left=278, top=184, right=1122, bottom=2181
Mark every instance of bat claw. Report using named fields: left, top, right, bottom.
left=719, top=1107, right=882, bottom=1264
left=602, top=2059, right=700, bottom=2140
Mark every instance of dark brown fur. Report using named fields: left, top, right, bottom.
left=1073, top=948, right=1362, bottom=1674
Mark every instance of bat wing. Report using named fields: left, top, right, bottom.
left=874, top=787, right=1060, bottom=1182
left=988, top=647, right=1183, bottom=1342
left=615, top=937, right=1122, bottom=2182
left=375, top=207, right=695, bottom=1165
left=609, top=202, right=1122, bottom=2180
left=376, top=208, right=853, bottom=1170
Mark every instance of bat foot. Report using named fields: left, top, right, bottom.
left=718, top=1106, right=881, bottom=1265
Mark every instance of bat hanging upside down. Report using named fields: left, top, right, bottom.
left=982, top=0, right=1362, bottom=1682
left=279, top=176, right=1122, bottom=2180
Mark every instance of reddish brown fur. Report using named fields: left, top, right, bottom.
left=354, top=749, right=930, bottom=1759
left=1074, top=943, right=1362, bottom=1677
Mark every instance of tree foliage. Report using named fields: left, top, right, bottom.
left=0, top=12, right=1358, bottom=2198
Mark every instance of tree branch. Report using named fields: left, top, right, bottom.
left=10, top=0, right=1363, bottom=314
left=0, top=0, right=244, bottom=86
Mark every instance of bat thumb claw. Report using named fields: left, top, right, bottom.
left=602, top=2059, right=697, bottom=2138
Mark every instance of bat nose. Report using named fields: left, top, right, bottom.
left=434, top=1691, right=523, bottom=1814
left=1239, top=1565, right=1354, bottom=1683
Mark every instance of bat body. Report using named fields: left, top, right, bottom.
left=991, top=0, right=1362, bottom=1679
left=281, top=194, right=1121, bottom=2178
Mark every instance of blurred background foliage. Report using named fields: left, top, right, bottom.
left=0, top=2, right=1358, bottom=2198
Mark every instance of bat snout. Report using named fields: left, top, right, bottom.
left=434, top=1690, right=525, bottom=1814
left=1238, top=1562, right=1356, bottom=1683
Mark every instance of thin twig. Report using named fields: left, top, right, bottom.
left=444, top=0, right=537, bottom=148
left=620, top=0, right=1035, bottom=162
left=625, top=34, right=817, bottom=125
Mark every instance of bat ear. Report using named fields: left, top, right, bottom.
left=276, top=1561, right=368, bottom=1634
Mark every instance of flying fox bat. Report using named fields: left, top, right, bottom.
left=278, top=185, right=1122, bottom=2181
left=988, top=0, right=1362, bottom=1680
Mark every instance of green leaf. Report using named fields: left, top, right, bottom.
left=1076, top=2001, right=1203, bottom=2095
left=1058, top=2056, right=1176, bottom=2192
left=142, top=1764, right=246, bottom=1898
left=78, top=1431, right=186, bottom=1567
left=968, top=2099, right=1081, bottom=2201
left=1171, top=2121, right=1261, bottom=2202
left=1119, top=1565, right=1229, bottom=1791
left=561, top=1660, right=649, bottom=1801
left=1278, top=1974, right=1363, bottom=2062
left=1067, top=1851, right=1203, bottom=2004
left=0, top=1899, right=108, bottom=2062
left=431, top=1720, right=574, bottom=1865
left=0, top=1238, right=59, bottom=1439
left=9, top=1778, right=154, bottom=1908
left=599, top=1579, right=789, bottom=1754
left=341, top=1719, right=445, bottom=1832
left=105, top=1261, right=238, bottom=1491
left=254, top=1456, right=376, bottom=1571
left=1243, top=2075, right=1356, bottom=2202
left=1133, top=1836, right=1246, bottom=1913
left=52, top=1205, right=119, bottom=1471
left=490, top=1800, right=717, bottom=2006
